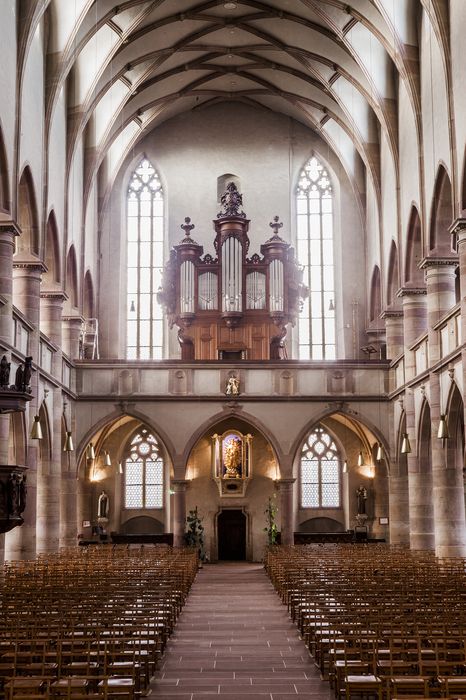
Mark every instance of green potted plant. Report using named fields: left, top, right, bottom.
left=264, top=495, right=279, bottom=545
left=185, top=506, right=206, bottom=563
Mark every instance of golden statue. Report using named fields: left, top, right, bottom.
left=223, top=437, right=242, bottom=478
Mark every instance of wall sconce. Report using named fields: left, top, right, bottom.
left=357, top=451, right=364, bottom=467
left=103, top=450, right=111, bottom=467
left=118, top=461, right=123, bottom=474
left=375, top=443, right=383, bottom=462
left=30, top=415, right=43, bottom=440
left=342, top=459, right=348, bottom=473
left=400, top=433, right=411, bottom=454
left=86, top=443, right=95, bottom=460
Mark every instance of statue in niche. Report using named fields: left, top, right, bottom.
left=98, top=490, right=109, bottom=519
left=225, top=376, right=240, bottom=396
left=356, top=485, right=368, bottom=515
left=0, top=356, right=10, bottom=388
left=223, top=436, right=242, bottom=479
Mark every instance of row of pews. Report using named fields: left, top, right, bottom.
left=0, top=545, right=198, bottom=700
left=265, top=544, right=466, bottom=700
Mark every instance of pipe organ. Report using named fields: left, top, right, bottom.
left=159, top=183, right=307, bottom=360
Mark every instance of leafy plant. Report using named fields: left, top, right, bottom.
left=264, top=495, right=279, bottom=545
left=185, top=506, right=205, bottom=561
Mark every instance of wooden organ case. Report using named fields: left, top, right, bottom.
left=159, top=183, right=307, bottom=360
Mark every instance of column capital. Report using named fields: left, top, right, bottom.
left=276, top=478, right=296, bottom=486
left=381, top=308, right=403, bottom=319
left=62, top=314, right=85, bottom=325
left=418, top=255, right=458, bottom=269
left=40, top=289, right=69, bottom=302
left=448, top=217, right=466, bottom=237
left=396, top=286, right=426, bottom=298
left=13, top=255, right=47, bottom=274
left=0, top=220, right=21, bottom=237
left=171, top=479, right=190, bottom=492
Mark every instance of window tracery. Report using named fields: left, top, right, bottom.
left=124, top=428, right=163, bottom=509
left=300, top=426, right=341, bottom=508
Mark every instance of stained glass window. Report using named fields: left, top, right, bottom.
left=124, top=428, right=163, bottom=508
left=301, top=426, right=341, bottom=508
left=297, top=156, right=335, bottom=359
left=127, top=158, right=164, bottom=359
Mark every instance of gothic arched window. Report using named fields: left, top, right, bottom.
left=300, top=426, right=341, bottom=508
left=127, top=158, right=164, bottom=359
left=297, top=156, right=335, bottom=359
left=124, top=427, right=163, bottom=508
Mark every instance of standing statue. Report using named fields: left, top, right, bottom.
left=14, top=363, right=24, bottom=391
left=356, top=485, right=368, bottom=515
left=217, top=182, right=246, bottom=218
left=0, top=356, right=10, bottom=388
left=223, top=437, right=242, bottom=478
left=225, top=376, right=240, bottom=396
left=22, top=357, right=33, bottom=391
left=98, top=490, right=109, bottom=519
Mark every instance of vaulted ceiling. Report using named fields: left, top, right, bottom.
left=20, top=1, right=449, bottom=200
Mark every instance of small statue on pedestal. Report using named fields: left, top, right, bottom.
left=356, top=485, right=368, bottom=515
left=98, top=490, right=109, bottom=520
left=225, top=376, right=240, bottom=396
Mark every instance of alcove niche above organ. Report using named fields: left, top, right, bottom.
left=158, top=183, right=307, bottom=360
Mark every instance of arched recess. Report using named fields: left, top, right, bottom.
left=83, top=270, right=95, bottom=318
left=369, top=265, right=382, bottom=323
left=16, top=166, right=39, bottom=256
left=446, top=383, right=464, bottom=473
left=386, top=241, right=400, bottom=307
left=43, top=210, right=61, bottom=287
left=0, top=124, right=10, bottom=213
left=429, top=165, right=454, bottom=254
left=418, top=400, right=433, bottom=476
left=8, top=413, right=26, bottom=466
left=404, top=206, right=424, bottom=286
left=64, top=245, right=78, bottom=312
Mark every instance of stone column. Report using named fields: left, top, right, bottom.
left=0, top=222, right=19, bottom=563
left=62, top=316, right=84, bottom=361
left=397, top=287, right=434, bottom=550
left=421, top=254, right=466, bottom=557
left=381, top=310, right=404, bottom=360
left=276, top=478, right=295, bottom=545
left=6, top=259, right=46, bottom=560
left=172, top=479, right=189, bottom=547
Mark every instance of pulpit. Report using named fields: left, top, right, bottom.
left=158, top=183, right=307, bottom=359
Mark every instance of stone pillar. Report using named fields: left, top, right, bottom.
left=36, top=387, right=62, bottom=554
left=277, top=478, right=295, bottom=545
left=0, top=223, right=19, bottom=562
left=397, top=288, right=434, bottom=550
left=62, top=316, right=84, bottom=361
left=172, top=479, right=189, bottom=547
left=421, top=254, right=466, bottom=557
left=381, top=310, right=404, bottom=360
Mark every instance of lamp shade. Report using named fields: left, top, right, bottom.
left=342, top=460, right=348, bottom=473
left=375, top=443, right=383, bottom=462
left=103, top=450, right=111, bottom=467
left=63, top=431, right=74, bottom=452
left=400, top=433, right=411, bottom=454
left=437, top=414, right=449, bottom=441
left=86, top=442, right=95, bottom=460
left=30, top=415, right=43, bottom=440
left=357, top=451, right=364, bottom=467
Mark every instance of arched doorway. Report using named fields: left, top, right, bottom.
left=217, top=509, right=247, bottom=560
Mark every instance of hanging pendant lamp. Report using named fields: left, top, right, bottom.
left=63, top=431, right=74, bottom=452
left=86, top=442, right=96, bottom=460
left=357, top=451, right=364, bottom=467
left=437, top=414, right=449, bottom=441
left=30, top=415, right=43, bottom=440
left=103, top=450, right=111, bottom=467
left=400, top=433, right=411, bottom=454
left=375, top=442, right=383, bottom=462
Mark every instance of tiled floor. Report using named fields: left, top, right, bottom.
left=150, top=561, right=333, bottom=699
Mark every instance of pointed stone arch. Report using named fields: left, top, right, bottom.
left=17, top=165, right=39, bottom=256
left=386, top=241, right=400, bottom=307
left=0, top=123, right=10, bottom=213
left=43, top=210, right=61, bottom=287
left=404, top=205, right=424, bottom=286
left=429, top=164, right=454, bottom=254
left=64, top=245, right=78, bottom=312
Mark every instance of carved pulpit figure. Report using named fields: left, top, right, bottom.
left=0, top=356, right=10, bottom=388
left=357, top=485, right=368, bottom=515
left=98, top=490, right=109, bottom=519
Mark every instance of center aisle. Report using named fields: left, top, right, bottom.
left=150, top=561, right=332, bottom=700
